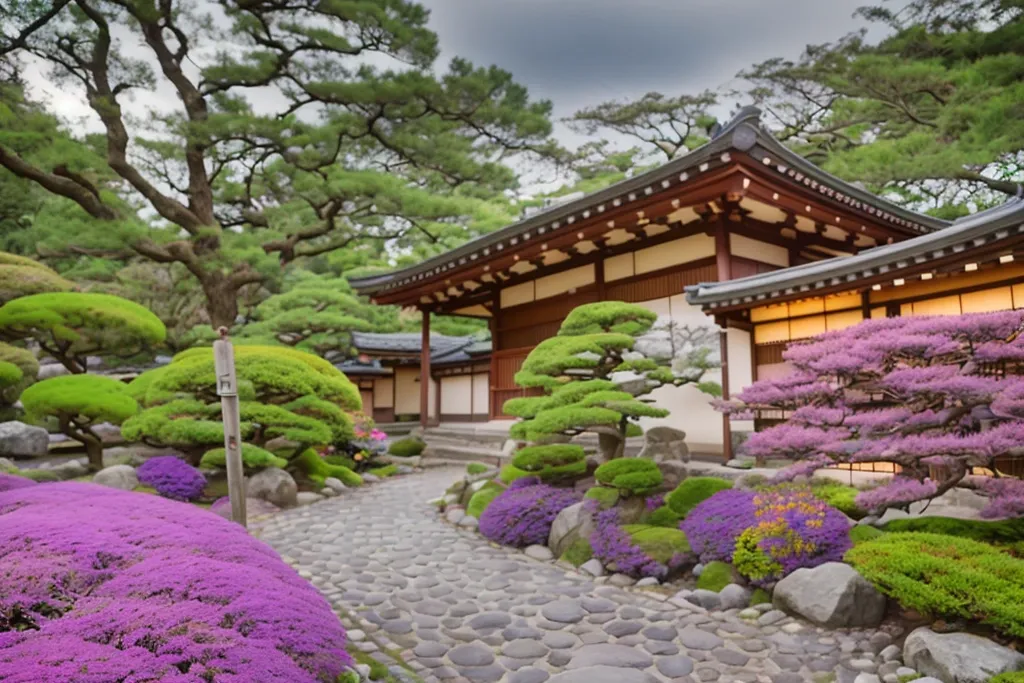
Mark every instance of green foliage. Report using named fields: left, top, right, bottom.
left=584, top=486, right=620, bottom=509
left=666, top=477, right=733, bottom=517
left=388, top=436, right=426, bottom=457
left=0, top=342, right=37, bottom=405
left=810, top=479, right=866, bottom=520
left=200, top=445, right=288, bottom=471
left=989, top=674, right=1024, bottom=683
left=749, top=588, right=772, bottom=606
left=20, top=468, right=60, bottom=482
left=881, top=516, right=1024, bottom=545
left=696, top=561, right=734, bottom=592
left=645, top=505, right=683, bottom=528
left=466, top=462, right=490, bottom=475
left=0, top=292, right=165, bottom=372
left=849, top=525, right=884, bottom=545
left=594, top=458, right=663, bottom=495
left=498, top=463, right=533, bottom=484
left=0, top=361, right=22, bottom=389
left=21, top=375, right=138, bottom=426
left=560, top=538, right=594, bottom=567
left=467, top=481, right=504, bottom=518
left=846, top=532, right=1024, bottom=637
left=0, top=250, right=74, bottom=304
left=368, top=464, right=398, bottom=478
left=292, top=448, right=363, bottom=487
left=511, top=444, right=587, bottom=482
left=733, top=529, right=784, bottom=584
left=558, top=301, right=658, bottom=337
left=622, top=524, right=690, bottom=564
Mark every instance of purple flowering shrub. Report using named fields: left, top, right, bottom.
left=715, top=311, right=1024, bottom=515
left=479, top=483, right=580, bottom=547
left=589, top=504, right=691, bottom=579
left=732, top=486, right=852, bottom=585
left=136, top=455, right=207, bottom=501
left=681, top=489, right=757, bottom=564
left=0, top=482, right=351, bottom=682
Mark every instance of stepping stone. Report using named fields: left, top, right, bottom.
left=541, top=600, right=586, bottom=623
left=503, top=639, right=549, bottom=659
left=448, top=643, right=495, bottom=667
left=566, top=644, right=653, bottom=669
left=656, top=656, right=695, bottom=678
left=678, top=627, right=724, bottom=650
left=549, top=666, right=660, bottom=683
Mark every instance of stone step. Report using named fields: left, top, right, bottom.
left=422, top=434, right=507, bottom=452
left=423, top=427, right=509, bottom=446
left=421, top=444, right=509, bottom=467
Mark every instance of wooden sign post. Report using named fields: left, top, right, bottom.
left=213, top=328, right=247, bottom=527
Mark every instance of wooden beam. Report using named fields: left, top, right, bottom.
left=420, top=309, right=430, bottom=429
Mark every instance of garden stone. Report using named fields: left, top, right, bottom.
left=718, top=584, right=751, bottom=610
left=362, top=473, right=381, bottom=484
left=212, top=497, right=278, bottom=520
left=525, top=545, right=554, bottom=561
left=637, top=426, right=689, bottom=463
left=854, top=675, right=881, bottom=683
left=323, top=477, right=348, bottom=494
left=692, top=563, right=705, bottom=577
left=657, top=460, right=688, bottom=489
left=458, top=516, right=479, bottom=530
left=657, top=656, right=694, bottom=677
left=880, top=644, right=901, bottom=662
left=678, top=627, right=723, bottom=650
left=566, top=644, right=653, bottom=669
left=247, top=467, right=298, bottom=507
left=635, top=577, right=658, bottom=587
left=296, top=492, right=324, bottom=506
left=903, top=628, right=1024, bottom=683
left=549, top=666, right=659, bottom=683
left=725, top=458, right=755, bottom=469
left=686, top=589, right=721, bottom=610
left=579, top=559, right=604, bottom=577
left=548, top=502, right=596, bottom=557
left=738, top=608, right=760, bottom=620
left=448, top=643, right=495, bottom=667
left=510, top=669, right=550, bottom=683
left=92, top=464, right=138, bottom=490
left=52, top=459, right=89, bottom=480
left=773, top=562, right=886, bottom=628
left=445, top=508, right=466, bottom=524
left=607, top=573, right=635, bottom=586
left=541, top=600, right=585, bottom=623
left=0, top=421, right=48, bottom=458
left=0, top=456, right=15, bottom=473
left=319, top=487, right=335, bottom=497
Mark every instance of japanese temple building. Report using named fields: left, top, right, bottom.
left=350, top=106, right=1024, bottom=460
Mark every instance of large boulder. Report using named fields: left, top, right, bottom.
left=657, top=460, right=688, bottom=489
left=210, top=496, right=280, bottom=521
left=92, top=464, right=139, bottom=491
left=637, top=426, right=689, bottom=463
left=773, top=562, right=887, bottom=628
left=903, top=628, right=1024, bottom=683
left=0, top=421, right=49, bottom=459
left=548, top=502, right=596, bottom=558
left=246, top=467, right=298, bottom=508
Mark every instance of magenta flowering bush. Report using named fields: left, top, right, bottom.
left=0, top=473, right=34, bottom=493
left=137, top=455, right=207, bottom=501
left=0, top=482, right=351, bottom=682
left=681, top=489, right=758, bottom=564
left=716, top=311, right=1024, bottom=515
left=479, top=483, right=581, bottom=547
left=733, top=486, right=852, bottom=585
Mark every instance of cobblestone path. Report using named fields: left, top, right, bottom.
left=260, top=469, right=894, bottom=683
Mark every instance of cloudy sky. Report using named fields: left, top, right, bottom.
left=419, top=0, right=880, bottom=144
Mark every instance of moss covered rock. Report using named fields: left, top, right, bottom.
left=467, top=481, right=505, bottom=518
left=512, top=444, right=587, bottom=482
left=696, top=561, right=734, bottom=592
left=388, top=436, right=426, bottom=457
left=594, top=457, right=663, bottom=496
left=666, top=477, right=733, bottom=517
left=621, top=524, right=690, bottom=564
left=584, top=486, right=619, bottom=509
left=200, top=444, right=288, bottom=471
left=560, top=538, right=594, bottom=567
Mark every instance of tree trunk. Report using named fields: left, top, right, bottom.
left=83, top=435, right=104, bottom=471
left=202, top=276, right=240, bottom=330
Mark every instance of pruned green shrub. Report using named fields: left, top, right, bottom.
left=512, top=444, right=586, bottom=482
left=584, top=486, right=619, bottom=509
left=881, top=515, right=1024, bottom=545
left=990, top=674, right=1024, bottom=683
left=849, top=525, right=884, bottom=545
left=20, top=468, right=60, bottom=482
left=293, top=448, right=363, bottom=487
left=810, top=478, right=866, bottom=519
left=498, top=463, right=534, bottom=484
left=846, top=532, right=1024, bottom=637
left=388, top=436, right=426, bottom=457
left=696, top=560, right=733, bottom=592
left=466, top=462, right=490, bottom=475
left=0, top=342, right=37, bottom=406
left=368, top=464, right=397, bottom=478
left=594, top=458, right=662, bottom=495
left=749, top=588, right=772, bottom=606
left=0, top=361, right=22, bottom=390
left=21, top=375, right=138, bottom=470
left=646, top=505, right=683, bottom=528
left=560, top=537, right=594, bottom=567
left=467, top=481, right=505, bottom=518
left=666, top=477, right=733, bottom=517
left=201, top=444, right=288, bottom=471
left=622, top=524, right=690, bottom=564
left=0, top=251, right=74, bottom=304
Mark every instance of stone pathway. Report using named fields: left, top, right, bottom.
left=260, top=469, right=898, bottom=683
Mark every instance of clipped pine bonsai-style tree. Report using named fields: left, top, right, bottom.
left=504, top=301, right=719, bottom=463
left=0, top=342, right=38, bottom=407
left=0, top=292, right=166, bottom=373
left=123, top=345, right=363, bottom=484
left=20, top=375, right=139, bottom=470
left=0, top=251, right=74, bottom=304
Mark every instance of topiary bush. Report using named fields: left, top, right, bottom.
left=0, top=481, right=352, bottom=681
left=0, top=292, right=165, bottom=374
left=293, top=448, right=363, bottom=487
left=467, top=481, right=505, bottom=518
left=881, top=515, right=1024, bottom=545
left=479, top=483, right=582, bottom=548
left=20, top=375, right=138, bottom=470
left=584, top=486, right=620, bottom=509
left=849, top=525, right=884, bottom=544
left=645, top=505, right=683, bottom=528
left=749, top=588, right=772, bottom=605
left=0, top=343, right=37, bottom=407
left=512, top=444, right=587, bottom=482
left=732, top=486, right=852, bottom=585
left=0, top=251, right=74, bottom=305
left=368, top=464, right=397, bottom=478
left=589, top=506, right=690, bottom=579
left=696, top=561, right=733, bottom=592
left=498, top=463, right=534, bottom=484
left=681, top=488, right=758, bottom=564
left=593, top=457, right=663, bottom=496
left=136, top=456, right=206, bottom=501
left=847, top=532, right=1024, bottom=637
left=560, top=537, right=594, bottom=567
left=19, top=469, right=60, bottom=483
left=388, top=436, right=426, bottom=457
left=201, top=444, right=288, bottom=471
left=466, top=462, right=490, bottom=476
left=666, top=477, right=733, bottom=517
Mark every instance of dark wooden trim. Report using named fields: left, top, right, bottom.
left=420, top=309, right=430, bottom=429
left=372, top=407, right=395, bottom=423
left=606, top=255, right=718, bottom=290
left=715, top=222, right=731, bottom=282
left=719, top=329, right=732, bottom=463
left=595, top=255, right=606, bottom=299
left=440, top=413, right=490, bottom=423
left=754, top=342, right=788, bottom=365
left=860, top=290, right=871, bottom=320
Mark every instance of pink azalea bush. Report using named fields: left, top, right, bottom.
left=0, top=473, right=34, bottom=493
left=716, top=311, right=1024, bottom=516
left=137, top=455, right=207, bottom=501
left=479, top=479, right=581, bottom=547
left=0, top=481, right=351, bottom=682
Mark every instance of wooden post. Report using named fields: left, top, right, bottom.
left=213, top=328, right=246, bottom=527
left=420, top=308, right=431, bottom=429
left=715, top=225, right=734, bottom=464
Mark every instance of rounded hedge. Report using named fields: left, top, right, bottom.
left=696, top=561, right=733, bottom=592
left=666, top=477, right=733, bottom=517
left=512, top=444, right=587, bottom=482
left=21, top=374, right=139, bottom=425
left=467, top=481, right=505, bottom=518
left=0, top=343, right=38, bottom=405
left=201, top=444, right=289, bottom=470
left=846, top=532, right=1024, bottom=638
left=584, top=486, right=620, bottom=509
left=387, top=436, right=426, bottom=457
left=0, top=481, right=352, bottom=681
left=136, top=456, right=207, bottom=501
left=593, top=457, right=663, bottom=495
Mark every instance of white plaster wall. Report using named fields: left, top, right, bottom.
left=472, top=373, right=490, bottom=416
left=726, top=326, right=755, bottom=435
left=395, top=367, right=438, bottom=417
left=373, top=377, right=394, bottom=408
left=441, top=375, right=473, bottom=414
